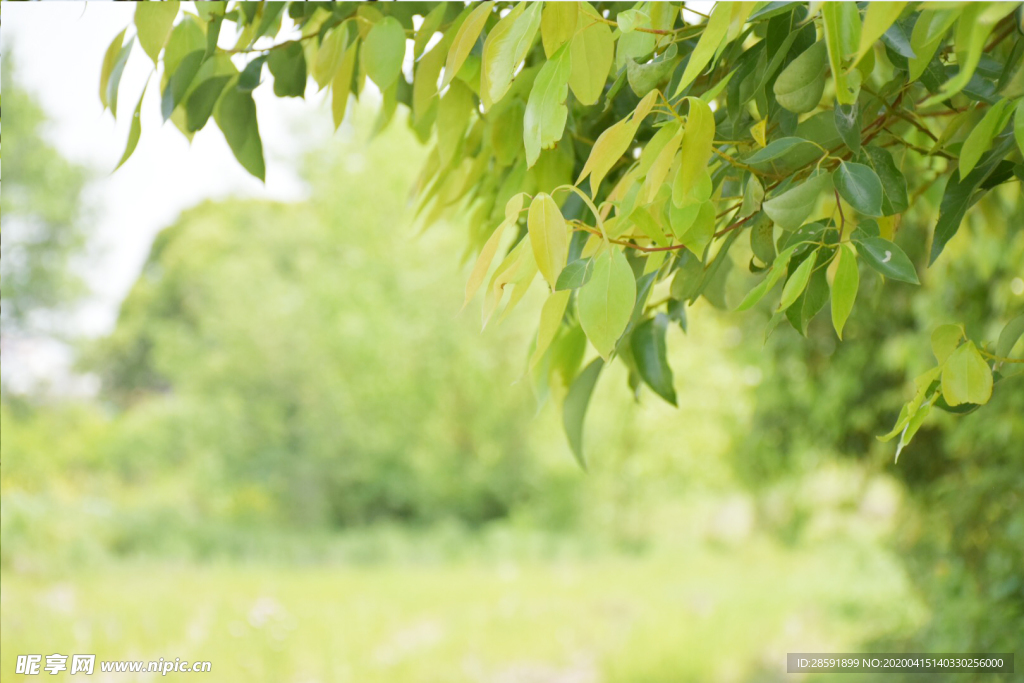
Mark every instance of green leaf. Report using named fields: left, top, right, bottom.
left=524, top=43, right=571, bottom=168
left=578, top=248, right=637, bottom=360
left=778, top=251, right=816, bottom=312
left=908, top=9, right=957, bottom=81
left=161, top=50, right=205, bottom=121
left=266, top=42, right=306, bottom=98
left=100, top=28, right=130, bottom=113
left=627, top=44, right=679, bottom=97
left=556, top=258, right=594, bottom=291
left=463, top=193, right=526, bottom=308
left=941, top=341, right=993, bottom=407
left=184, top=54, right=236, bottom=133
left=528, top=193, right=569, bottom=289
left=563, top=357, right=604, bottom=469
left=773, top=41, right=827, bottom=114
left=238, top=56, right=267, bottom=92
left=363, top=17, right=406, bottom=90
left=750, top=217, right=775, bottom=265
left=414, top=4, right=447, bottom=60
left=481, top=2, right=542, bottom=109
left=833, top=161, right=883, bottom=217
left=854, top=2, right=906, bottom=67
left=214, top=80, right=265, bottom=181
left=115, top=80, right=147, bottom=171
left=632, top=314, right=677, bottom=406
left=675, top=2, right=731, bottom=96
left=995, top=313, right=1024, bottom=359
left=568, top=3, right=614, bottom=106
left=741, top=176, right=765, bottom=218
left=135, top=1, right=180, bottom=63
left=678, top=201, right=716, bottom=258
left=541, top=1, right=577, bottom=57
left=831, top=243, right=858, bottom=339
left=744, top=137, right=815, bottom=165
left=834, top=102, right=861, bottom=152
left=855, top=236, right=919, bottom=284
left=672, top=97, right=715, bottom=206
left=763, top=171, right=833, bottom=230
left=616, top=9, right=647, bottom=34
left=931, top=323, right=964, bottom=364
left=862, top=146, right=909, bottom=215
left=960, top=99, right=1014, bottom=178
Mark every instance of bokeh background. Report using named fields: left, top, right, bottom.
left=2, top=4, right=1022, bottom=682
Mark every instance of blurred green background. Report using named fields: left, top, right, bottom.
left=2, top=52, right=1022, bottom=682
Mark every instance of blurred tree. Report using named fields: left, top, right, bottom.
left=1, top=54, right=91, bottom=338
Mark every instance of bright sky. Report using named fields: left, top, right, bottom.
left=3, top=2, right=338, bottom=336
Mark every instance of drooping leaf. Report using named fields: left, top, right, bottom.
left=481, top=2, right=542, bottom=109
left=578, top=248, right=637, bottom=360
left=672, top=97, right=716, bottom=206
left=437, top=80, right=474, bottom=165
left=831, top=243, right=858, bottom=339
left=541, top=1, right=577, bottom=57
left=443, top=1, right=494, bottom=88
left=464, top=193, right=526, bottom=308
left=736, top=244, right=798, bottom=311
left=995, top=313, right=1024, bottom=359
left=214, top=80, right=265, bottom=181
left=941, top=341, right=993, bottom=407
left=744, top=137, right=815, bottom=165
left=161, top=50, right=205, bottom=121
left=632, top=314, right=678, bottom=406
left=627, top=44, right=680, bottom=97
left=774, top=41, right=827, bottom=114
left=762, top=171, right=833, bottom=230
left=563, top=357, right=604, bottom=469
left=100, top=28, right=130, bottom=114
left=115, top=80, right=148, bottom=170
left=313, top=24, right=349, bottom=89
left=363, top=17, right=406, bottom=90
left=528, top=193, right=570, bottom=289
left=135, top=1, right=180, bottom=63
left=331, top=41, right=359, bottom=129
left=675, top=2, right=732, bottom=96
left=822, top=2, right=861, bottom=104
left=524, top=43, right=571, bottom=167
left=576, top=90, right=657, bottom=196
left=833, top=161, right=883, bottom=217
left=854, top=235, right=919, bottom=284
left=529, top=289, right=571, bottom=370
left=568, top=3, right=614, bottom=106
left=1016, top=100, right=1024, bottom=156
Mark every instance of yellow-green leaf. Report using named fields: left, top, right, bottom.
left=481, top=2, right=541, bottom=109
left=541, top=1, right=578, bottom=57
left=464, top=193, right=526, bottom=308
left=674, top=3, right=731, bottom=96
left=577, top=90, right=657, bottom=196
left=529, top=289, right=571, bottom=370
left=830, top=243, right=859, bottom=339
left=578, top=248, right=637, bottom=359
left=443, top=1, right=493, bottom=88
left=931, top=324, right=964, bottom=364
left=778, top=253, right=816, bottom=311
left=940, top=341, right=993, bottom=406
left=528, top=193, right=570, bottom=288
left=853, top=2, right=906, bottom=68
left=672, top=97, right=715, bottom=207
left=763, top=172, right=833, bottom=230
left=437, top=80, right=474, bottom=165
left=960, top=98, right=1015, bottom=178
left=136, top=1, right=180, bottom=63
left=100, top=28, right=129, bottom=112
left=313, top=24, right=349, bottom=89
left=524, top=43, right=572, bottom=167
left=115, top=80, right=148, bottom=170
left=568, top=3, right=614, bottom=106
left=331, top=40, right=359, bottom=130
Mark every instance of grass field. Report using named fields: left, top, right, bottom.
left=1, top=539, right=923, bottom=683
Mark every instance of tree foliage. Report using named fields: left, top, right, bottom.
left=103, top=1, right=1024, bottom=462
